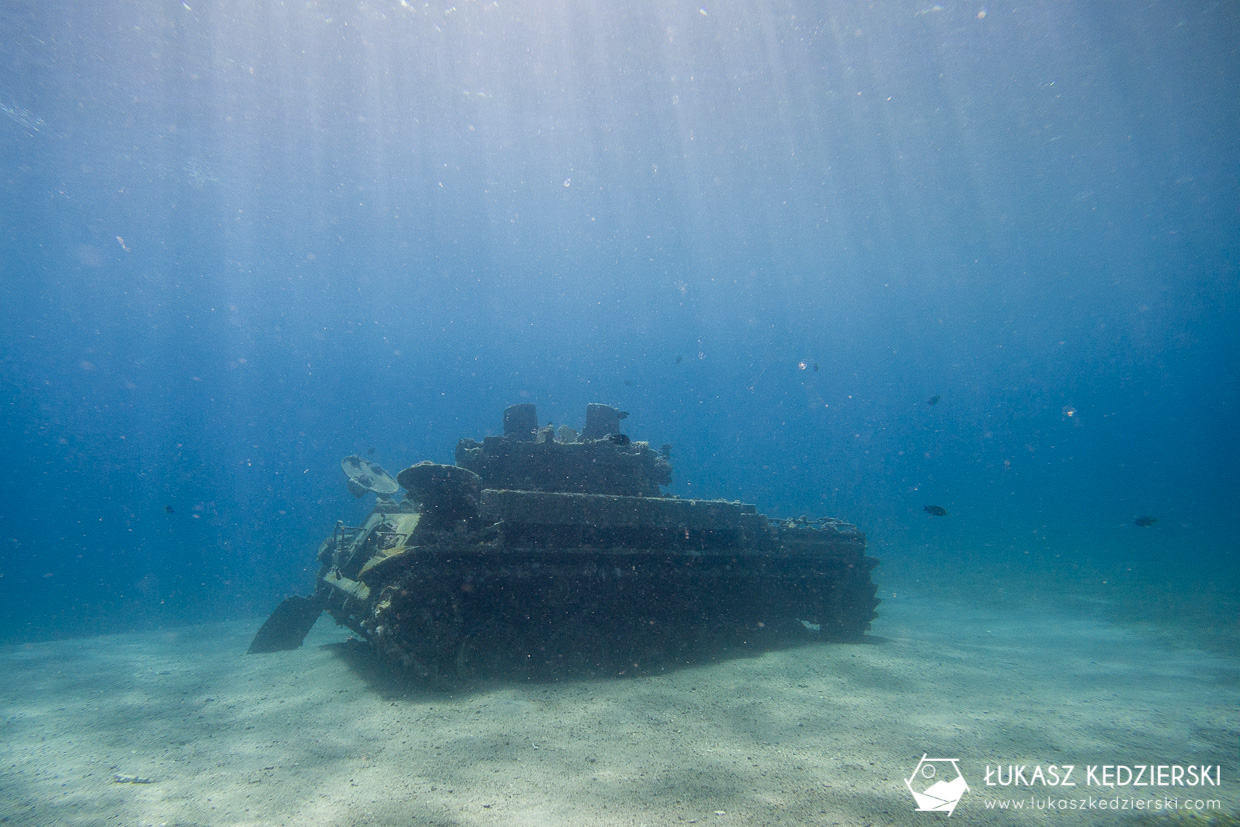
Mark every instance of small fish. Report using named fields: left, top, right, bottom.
left=927, top=395, right=940, bottom=406
left=812, top=363, right=819, bottom=372
left=112, top=773, right=154, bottom=784
left=924, top=505, right=948, bottom=517
left=623, top=379, right=632, bottom=386
left=164, top=505, right=174, bottom=514
left=675, top=355, right=684, bottom=364
left=367, top=447, right=376, bottom=455
left=1133, top=516, right=1157, bottom=527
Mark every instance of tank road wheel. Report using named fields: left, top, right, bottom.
left=537, top=615, right=612, bottom=678
left=364, top=581, right=467, bottom=680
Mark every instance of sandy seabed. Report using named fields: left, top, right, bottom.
left=2, top=594, right=1235, bottom=827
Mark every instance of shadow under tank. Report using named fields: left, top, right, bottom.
left=249, top=404, right=880, bottom=682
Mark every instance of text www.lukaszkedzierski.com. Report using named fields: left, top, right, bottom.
left=984, top=796, right=1220, bottom=812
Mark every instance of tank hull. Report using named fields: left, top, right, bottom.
left=317, top=491, right=878, bottom=680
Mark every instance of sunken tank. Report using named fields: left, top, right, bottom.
left=249, top=404, right=880, bottom=681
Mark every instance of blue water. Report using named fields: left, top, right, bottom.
left=0, top=0, right=1236, bottom=644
